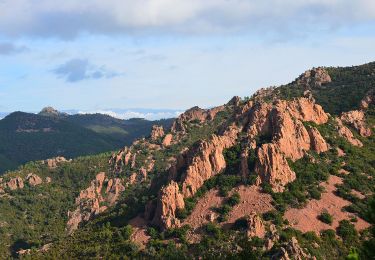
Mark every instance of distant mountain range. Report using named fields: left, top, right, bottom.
left=0, top=108, right=182, bottom=121
left=0, top=107, right=174, bottom=173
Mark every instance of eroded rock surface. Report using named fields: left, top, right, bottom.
left=26, top=173, right=43, bottom=186
left=45, top=156, right=71, bottom=168
left=151, top=181, right=185, bottom=230
left=341, top=110, right=371, bottom=137
left=67, top=172, right=125, bottom=234
left=272, top=237, right=313, bottom=260
left=255, top=144, right=296, bottom=192
left=335, top=118, right=363, bottom=147
left=151, top=125, right=165, bottom=141
left=297, top=67, right=332, bottom=88
left=246, top=212, right=265, bottom=238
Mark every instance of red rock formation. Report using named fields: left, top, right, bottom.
left=45, top=156, right=70, bottom=168
left=335, top=118, right=363, bottom=147
left=26, top=173, right=43, bottom=186
left=360, top=89, right=374, bottom=109
left=284, top=98, right=328, bottom=124
left=272, top=237, right=313, bottom=260
left=151, top=125, right=165, bottom=141
left=151, top=181, right=185, bottom=230
left=255, top=144, right=296, bottom=192
left=171, top=105, right=225, bottom=133
left=297, top=67, right=332, bottom=88
left=6, top=177, right=24, bottom=190
left=106, top=178, right=125, bottom=205
left=272, top=105, right=311, bottom=161
left=341, top=110, right=371, bottom=137
left=181, top=125, right=239, bottom=197
left=246, top=212, right=265, bottom=238
left=307, top=127, right=329, bottom=153
left=67, top=172, right=125, bottom=234
left=162, top=133, right=173, bottom=147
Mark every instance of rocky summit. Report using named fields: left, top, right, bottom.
left=0, top=62, right=375, bottom=259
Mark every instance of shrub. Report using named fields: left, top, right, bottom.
left=318, top=210, right=333, bottom=225
left=337, top=220, right=358, bottom=244
left=227, top=192, right=240, bottom=206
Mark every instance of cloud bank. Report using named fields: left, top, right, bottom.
left=0, top=42, right=27, bottom=55
left=0, top=1, right=374, bottom=39
left=52, top=58, right=120, bottom=82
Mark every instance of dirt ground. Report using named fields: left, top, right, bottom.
left=285, top=175, right=370, bottom=234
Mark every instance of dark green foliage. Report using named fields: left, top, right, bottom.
left=277, top=62, right=375, bottom=115
left=337, top=220, right=359, bottom=245
left=318, top=210, right=333, bottom=225
left=0, top=111, right=174, bottom=173
left=223, top=143, right=242, bottom=175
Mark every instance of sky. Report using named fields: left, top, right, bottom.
left=1, top=0, right=375, bottom=119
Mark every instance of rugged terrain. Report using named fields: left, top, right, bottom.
left=0, top=108, right=173, bottom=173
left=0, top=62, right=375, bottom=259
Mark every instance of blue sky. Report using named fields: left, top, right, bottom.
left=0, top=0, right=375, bottom=119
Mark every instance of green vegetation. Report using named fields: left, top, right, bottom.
left=318, top=210, right=333, bottom=225
left=277, top=62, right=375, bottom=115
left=0, top=111, right=173, bottom=174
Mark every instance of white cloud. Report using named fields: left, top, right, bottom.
left=77, top=109, right=182, bottom=120
left=0, top=0, right=374, bottom=39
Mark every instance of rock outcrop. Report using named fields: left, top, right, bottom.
left=255, top=144, right=296, bottom=192
left=151, top=125, right=165, bottom=141
left=26, top=173, right=43, bottom=186
left=246, top=212, right=265, bottom=238
left=335, top=118, right=363, bottom=147
left=297, top=67, right=331, bottom=88
left=162, top=133, right=173, bottom=147
left=181, top=125, right=240, bottom=198
left=341, top=110, right=371, bottom=137
left=67, top=172, right=125, bottom=234
left=307, top=127, right=329, bottom=153
left=171, top=105, right=225, bottom=133
left=6, top=177, right=24, bottom=190
left=244, top=98, right=329, bottom=191
left=45, top=156, right=71, bottom=168
left=151, top=181, right=185, bottom=230
left=272, top=237, right=313, bottom=260
left=360, top=89, right=375, bottom=109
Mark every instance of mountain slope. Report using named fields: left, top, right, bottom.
left=0, top=111, right=174, bottom=173
left=0, top=62, right=374, bottom=259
